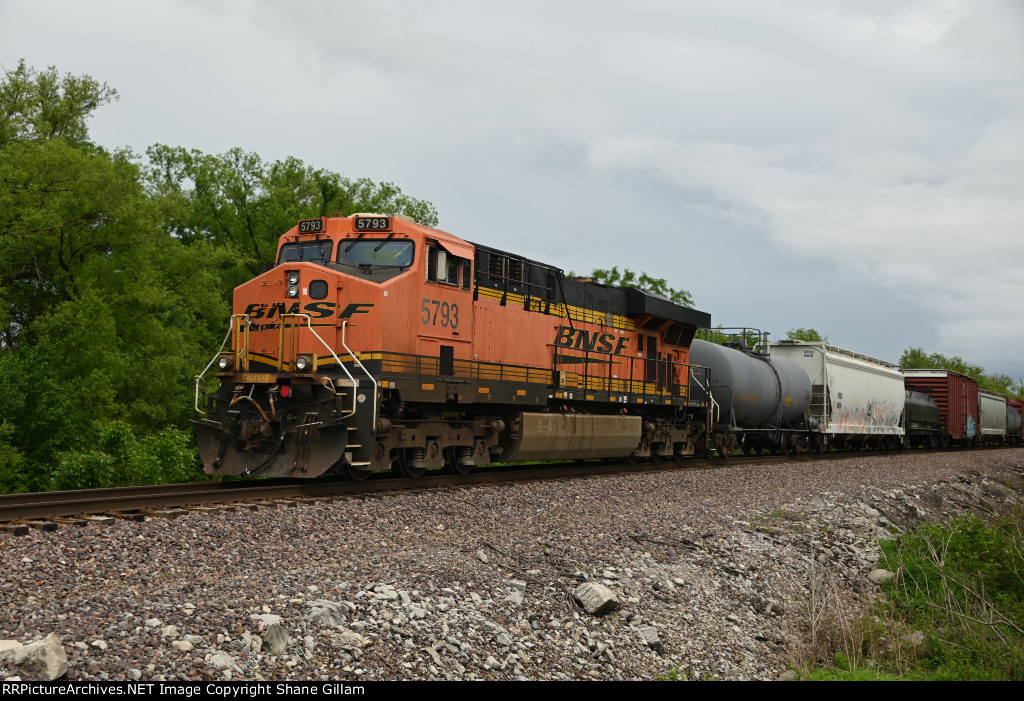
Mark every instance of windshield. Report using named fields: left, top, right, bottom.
left=339, top=240, right=415, bottom=268
left=277, top=240, right=334, bottom=265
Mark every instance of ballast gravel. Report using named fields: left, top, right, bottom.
left=2, top=449, right=1023, bottom=681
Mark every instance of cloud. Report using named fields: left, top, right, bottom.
left=579, top=3, right=1024, bottom=370
left=3, top=0, right=1022, bottom=373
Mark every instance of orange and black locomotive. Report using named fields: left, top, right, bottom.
left=194, top=213, right=712, bottom=479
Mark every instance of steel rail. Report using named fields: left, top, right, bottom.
left=3, top=447, right=1013, bottom=524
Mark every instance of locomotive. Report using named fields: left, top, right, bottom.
left=195, top=213, right=712, bottom=479
left=194, top=213, right=1023, bottom=480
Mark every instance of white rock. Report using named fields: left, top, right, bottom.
left=0, top=633, right=68, bottom=681
left=262, top=622, right=290, bottom=655
left=572, top=582, right=619, bottom=616
left=207, top=653, right=236, bottom=669
left=868, top=568, right=895, bottom=585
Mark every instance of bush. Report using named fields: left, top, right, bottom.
left=878, top=513, right=1024, bottom=680
left=48, top=420, right=203, bottom=490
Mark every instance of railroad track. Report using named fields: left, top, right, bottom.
left=0, top=447, right=952, bottom=532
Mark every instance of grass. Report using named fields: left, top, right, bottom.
left=791, top=509, right=1024, bottom=680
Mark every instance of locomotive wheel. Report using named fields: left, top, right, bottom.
left=343, top=464, right=371, bottom=481
left=394, top=450, right=426, bottom=478
left=442, top=448, right=473, bottom=475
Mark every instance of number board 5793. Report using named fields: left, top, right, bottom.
left=354, top=216, right=391, bottom=231
left=297, top=218, right=325, bottom=234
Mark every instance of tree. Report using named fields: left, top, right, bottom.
left=900, top=347, right=1022, bottom=398
left=0, top=61, right=229, bottom=492
left=0, top=60, right=444, bottom=492
left=0, top=59, right=117, bottom=147
left=572, top=266, right=695, bottom=308
left=787, top=328, right=827, bottom=342
left=145, top=145, right=439, bottom=288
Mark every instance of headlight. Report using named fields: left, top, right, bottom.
left=217, top=354, right=234, bottom=371
left=287, top=285, right=300, bottom=298
left=287, top=272, right=300, bottom=285
left=294, top=355, right=313, bottom=372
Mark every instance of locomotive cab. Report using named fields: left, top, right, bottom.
left=196, top=214, right=447, bottom=478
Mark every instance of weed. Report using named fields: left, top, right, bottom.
left=792, top=509, right=1024, bottom=680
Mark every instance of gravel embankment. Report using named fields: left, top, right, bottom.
left=2, top=449, right=1023, bottom=681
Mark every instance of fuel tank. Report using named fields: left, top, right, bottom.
left=689, top=339, right=811, bottom=429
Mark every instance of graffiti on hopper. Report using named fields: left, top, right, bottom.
left=831, top=400, right=900, bottom=433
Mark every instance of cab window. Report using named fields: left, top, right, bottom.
left=337, top=240, right=415, bottom=268
left=427, top=244, right=470, bottom=289
left=277, top=240, right=334, bottom=265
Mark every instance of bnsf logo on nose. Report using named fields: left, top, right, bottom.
left=243, top=302, right=374, bottom=320
left=554, top=325, right=628, bottom=355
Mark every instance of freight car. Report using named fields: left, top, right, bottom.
left=903, top=390, right=944, bottom=448
left=979, top=390, right=1009, bottom=446
left=688, top=336, right=813, bottom=456
left=194, top=213, right=711, bottom=479
left=1009, top=400, right=1024, bottom=446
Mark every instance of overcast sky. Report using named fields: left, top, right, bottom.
left=3, top=0, right=1023, bottom=378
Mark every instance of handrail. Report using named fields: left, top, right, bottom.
left=194, top=314, right=251, bottom=415
left=341, top=320, right=379, bottom=428
left=282, top=314, right=361, bottom=419
left=690, top=367, right=720, bottom=427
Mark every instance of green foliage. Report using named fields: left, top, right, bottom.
left=0, top=59, right=440, bottom=492
left=695, top=325, right=765, bottom=350
left=879, top=514, right=1024, bottom=679
left=0, top=59, right=117, bottom=147
left=573, top=266, right=695, bottom=308
left=49, top=421, right=202, bottom=491
left=787, top=328, right=827, bottom=342
left=145, top=145, right=439, bottom=287
left=800, top=660, right=925, bottom=681
left=800, top=513, right=1024, bottom=681
left=901, top=347, right=1023, bottom=398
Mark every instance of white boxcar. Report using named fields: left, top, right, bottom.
left=769, top=341, right=905, bottom=447
left=979, top=390, right=1007, bottom=440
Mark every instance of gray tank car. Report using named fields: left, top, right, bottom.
left=904, top=389, right=944, bottom=447
left=689, top=338, right=813, bottom=455
left=1006, top=405, right=1022, bottom=445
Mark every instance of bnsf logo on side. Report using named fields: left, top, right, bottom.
left=554, top=325, right=628, bottom=355
left=243, top=302, right=374, bottom=320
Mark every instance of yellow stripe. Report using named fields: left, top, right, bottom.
left=476, top=287, right=635, bottom=331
